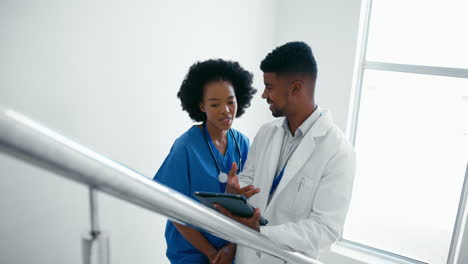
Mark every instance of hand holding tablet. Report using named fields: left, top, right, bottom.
left=194, top=191, right=268, bottom=226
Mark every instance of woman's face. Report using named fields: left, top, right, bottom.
left=200, top=80, right=237, bottom=131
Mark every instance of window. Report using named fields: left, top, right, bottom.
left=343, top=1, right=468, bottom=263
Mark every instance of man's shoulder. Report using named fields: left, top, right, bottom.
left=324, top=125, right=355, bottom=159
left=313, top=110, right=354, bottom=153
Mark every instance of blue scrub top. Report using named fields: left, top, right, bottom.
left=153, top=125, right=249, bottom=264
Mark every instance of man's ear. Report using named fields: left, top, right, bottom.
left=290, top=80, right=303, bottom=95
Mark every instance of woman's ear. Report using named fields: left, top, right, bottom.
left=199, top=102, right=206, bottom=112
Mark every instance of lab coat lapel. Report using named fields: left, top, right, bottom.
left=267, top=111, right=331, bottom=207
left=257, top=122, right=284, bottom=210
left=267, top=135, right=315, bottom=207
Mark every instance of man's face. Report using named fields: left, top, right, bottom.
left=262, top=72, right=290, bottom=117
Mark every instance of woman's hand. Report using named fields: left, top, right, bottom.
left=211, top=243, right=236, bottom=264
left=207, top=249, right=219, bottom=264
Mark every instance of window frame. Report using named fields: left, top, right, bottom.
left=342, top=1, right=468, bottom=263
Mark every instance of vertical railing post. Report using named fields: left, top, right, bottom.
left=82, top=187, right=110, bottom=264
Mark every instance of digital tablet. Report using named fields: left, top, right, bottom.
left=194, top=191, right=268, bottom=226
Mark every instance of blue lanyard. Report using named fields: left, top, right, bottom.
left=268, top=110, right=322, bottom=196
left=270, top=164, right=286, bottom=195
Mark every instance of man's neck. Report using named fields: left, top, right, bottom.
left=287, top=104, right=317, bottom=136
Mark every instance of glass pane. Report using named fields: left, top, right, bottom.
left=344, top=69, right=468, bottom=263
left=366, top=0, right=468, bottom=69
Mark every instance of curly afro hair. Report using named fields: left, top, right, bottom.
left=260, top=41, right=317, bottom=79
left=177, top=59, right=256, bottom=123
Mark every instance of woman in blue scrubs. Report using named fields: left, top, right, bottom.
left=153, top=59, right=257, bottom=264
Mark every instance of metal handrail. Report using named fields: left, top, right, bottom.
left=0, top=108, right=322, bottom=264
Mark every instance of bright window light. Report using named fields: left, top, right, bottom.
left=366, top=0, right=468, bottom=69
left=344, top=69, right=468, bottom=263
left=344, top=1, right=468, bottom=261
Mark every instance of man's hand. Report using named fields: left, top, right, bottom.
left=210, top=243, right=236, bottom=264
left=214, top=203, right=261, bottom=232
left=226, top=162, right=260, bottom=198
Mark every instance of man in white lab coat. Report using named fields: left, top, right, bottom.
left=218, top=41, right=356, bottom=263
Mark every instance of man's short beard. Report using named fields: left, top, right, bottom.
left=272, top=110, right=283, bottom=117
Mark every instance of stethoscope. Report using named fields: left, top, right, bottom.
left=202, top=123, right=242, bottom=184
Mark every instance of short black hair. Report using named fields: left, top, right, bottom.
left=260, top=41, right=317, bottom=79
left=177, top=59, right=256, bottom=122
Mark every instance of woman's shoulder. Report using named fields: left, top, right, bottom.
left=172, top=125, right=203, bottom=149
left=230, top=128, right=250, bottom=145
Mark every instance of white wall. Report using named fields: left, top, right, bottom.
left=275, top=0, right=362, bottom=131
left=0, top=1, right=277, bottom=263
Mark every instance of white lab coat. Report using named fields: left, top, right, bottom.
left=236, top=109, right=356, bottom=263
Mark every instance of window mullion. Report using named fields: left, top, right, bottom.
left=347, top=0, right=374, bottom=146
left=364, top=61, right=468, bottom=79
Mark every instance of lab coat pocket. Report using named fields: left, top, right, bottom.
left=292, top=175, right=318, bottom=217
